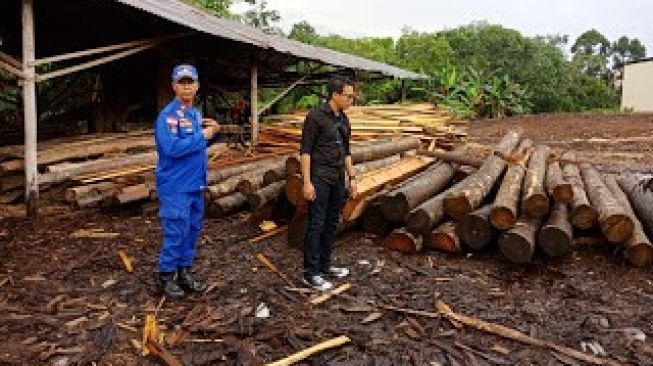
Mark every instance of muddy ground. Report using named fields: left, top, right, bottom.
left=1, top=113, right=653, bottom=366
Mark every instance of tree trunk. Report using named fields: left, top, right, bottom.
left=416, top=149, right=483, bottom=168
left=546, top=160, right=573, bottom=204
left=538, top=202, right=573, bottom=257
left=206, top=192, right=248, bottom=218
left=489, top=139, right=533, bottom=230
left=604, top=175, right=653, bottom=267
left=40, top=152, right=157, bottom=185
left=381, top=162, right=455, bottom=222
left=209, top=155, right=286, bottom=184
left=425, top=221, right=461, bottom=253
left=361, top=201, right=396, bottom=236
left=617, top=174, right=653, bottom=240
left=405, top=194, right=447, bottom=235
left=342, top=156, right=434, bottom=222
left=384, top=228, right=423, bottom=254
left=580, top=163, right=633, bottom=244
left=263, top=165, right=287, bottom=186
left=443, top=128, right=523, bottom=219
left=499, top=217, right=541, bottom=263
left=207, top=167, right=269, bottom=199
left=521, top=145, right=550, bottom=218
left=237, top=161, right=284, bottom=195
left=247, top=181, right=285, bottom=210
left=352, top=155, right=401, bottom=176
left=456, top=204, right=495, bottom=250
left=114, top=183, right=154, bottom=205
left=562, top=152, right=598, bottom=229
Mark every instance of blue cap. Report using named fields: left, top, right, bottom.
left=172, top=64, right=198, bottom=82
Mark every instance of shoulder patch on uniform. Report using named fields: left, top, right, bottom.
left=166, top=117, right=178, bottom=133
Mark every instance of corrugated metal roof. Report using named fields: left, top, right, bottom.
left=114, top=0, right=427, bottom=80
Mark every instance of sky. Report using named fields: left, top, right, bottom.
left=233, top=0, right=652, bottom=56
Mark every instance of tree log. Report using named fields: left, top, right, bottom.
left=247, top=181, right=285, bottom=210
left=207, top=167, right=269, bottom=199
left=206, top=192, right=248, bottom=218
left=617, top=175, right=653, bottom=240
left=443, top=128, right=523, bottom=219
left=114, top=183, right=154, bottom=205
left=237, top=161, right=284, bottom=195
left=499, top=217, right=541, bottom=263
left=455, top=204, right=495, bottom=250
left=342, top=156, right=434, bottom=222
left=580, top=163, right=633, bottom=244
left=350, top=137, right=421, bottom=163
left=522, top=145, right=551, bottom=218
left=604, top=175, right=653, bottom=267
left=545, top=160, right=573, bottom=204
left=538, top=203, right=573, bottom=257
left=352, top=155, right=401, bottom=176
left=416, top=149, right=483, bottom=168
left=425, top=221, right=461, bottom=253
left=361, top=201, right=396, bottom=236
left=40, top=152, right=157, bottom=185
left=490, top=139, right=533, bottom=230
left=562, top=152, right=598, bottom=229
left=65, top=181, right=118, bottom=203
left=0, top=175, right=24, bottom=192
left=263, top=165, right=287, bottom=186
left=381, top=162, right=455, bottom=222
left=209, top=154, right=287, bottom=184
left=384, top=228, right=423, bottom=254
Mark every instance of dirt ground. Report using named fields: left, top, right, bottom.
left=1, top=113, right=653, bottom=366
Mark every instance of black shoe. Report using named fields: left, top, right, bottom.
left=157, top=273, right=185, bottom=299
left=177, top=267, right=206, bottom=293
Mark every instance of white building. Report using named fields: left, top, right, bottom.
left=621, top=57, right=653, bottom=112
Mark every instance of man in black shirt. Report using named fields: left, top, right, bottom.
left=300, top=77, right=357, bottom=291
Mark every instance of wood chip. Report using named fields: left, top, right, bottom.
left=117, top=250, right=133, bottom=272
left=309, top=283, right=352, bottom=305
left=70, top=229, right=120, bottom=238
left=361, top=312, right=384, bottom=324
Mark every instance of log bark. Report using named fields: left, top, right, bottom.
left=546, top=160, right=573, bottom=204
left=352, top=155, right=401, bottom=176
left=284, top=137, right=419, bottom=177
left=604, top=175, right=653, bottom=267
left=263, top=165, right=287, bottom=186
left=384, top=228, right=423, bottom=253
left=522, top=145, right=551, bottom=218
left=0, top=175, right=24, bottom=192
left=580, top=163, right=633, bottom=244
left=237, top=162, right=284, bottom=196
left=65, top=181, right=118, bottom=203
left=207, top=167, right=269, bottom=199
left=40, top=152, right=157, bottom=185
left=405, top=194, right=447, bottom=235
left=114, top=183, right=154, bottom=205
left=416, top=149, right=483, bottom=168
left=206, top=192, right=248, bottom=218
left=381, top=162, right=455, bottom=222
left=247, top=181, right=285, bottom=210
left=617, top=175, right=653, bottom=240
left=456, top=204, right=495, bottom=250
left=562, top=152, right=598, bottom=229
left=361, top=201, right=396, bottom=236
left=489, top=139, right=533, bottom=230
left=499, top=217, right=541, bottom=263
left=425, top=221, right=461, bottom=253
left=209, top=154, right=287, bottom=184
left=443, top=128, right=523, bottom=219
left=342, top=156, right=434, bottom=222
left=538, top=203, right=573, bottom=257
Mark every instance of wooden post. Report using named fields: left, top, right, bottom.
left=250, top=62, right=258, bottom=146
left=400, top=80, right=407, bottom=103
left=22, top=0, right=38, bottom=217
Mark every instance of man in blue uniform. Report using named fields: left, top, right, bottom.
left=154, top=64, right=220, bottom=298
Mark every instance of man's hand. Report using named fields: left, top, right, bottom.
left=303, top=181, right=316, bottom=201
left=202, top=118, right=220, bottom=140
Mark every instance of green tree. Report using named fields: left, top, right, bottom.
left=242, top=0, right=282, bottom=35
left=611, top=36, right=647, bottom=70
left=571, top=29, right=611, bottom=79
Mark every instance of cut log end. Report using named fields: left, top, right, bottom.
left=285, top=157, right=301, bottom=176
left=538, top=226, right=573, bottom=257
left=425, top=222, right=461, bottom=253
left=499, top=232, right=535, bottom=263
left=443, top=194, right=472, bottom=219
left=384, top=229, right=422, bottom=254
left=601, top=214, right=634, bottom=244
left=455, top=216, right=494, bottom=250
left=523, top=195, right=549, bottom=218
left=569, top=205, right=598, bottom=229
left=489, top=206, right=517, bottom=230
left=285, top=175, right=304, bottom=207
left=552, top=184, right=573, bottom=204
left=405, top=210, right=433, bottom=236
left=625, top=243, right=653, bottom=267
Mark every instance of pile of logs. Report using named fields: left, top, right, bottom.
left=275, top=128, right=652, bottom=268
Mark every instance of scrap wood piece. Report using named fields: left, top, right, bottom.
left=309, top=283, right=352, bottom=305
left=256, top=253, right=294, bottom=287
left=141, top=314, right=161, bottom=356
left=117, top=250, right=133, bottom=273
left=249, top=225, right=288, bottom=244
left=142, top=341, right=183, bottom=366
left=266, top=335, right=351, bottom=366
left=435, top=301, right=621, bottom=365
left=70, top=228, right=120, bottom=238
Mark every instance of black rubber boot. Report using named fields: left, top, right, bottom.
left=177, top=267, right=206, bottom=293
left=157, top=272, right=185, bottom=299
